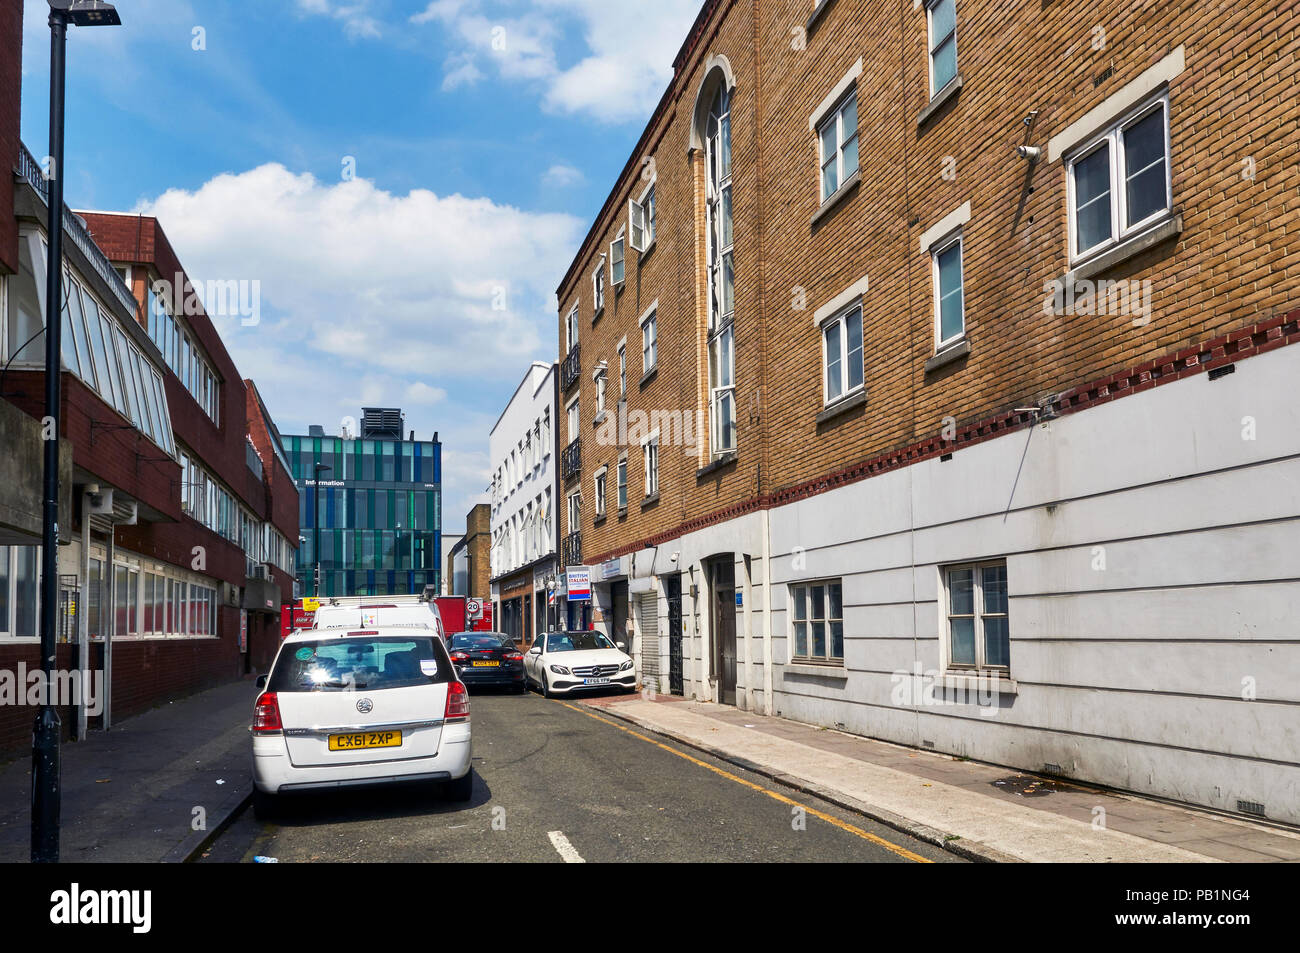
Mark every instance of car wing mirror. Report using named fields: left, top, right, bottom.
left=256, top=674, right=267, bottom=690
left=616, top=641, right=627, bottom=652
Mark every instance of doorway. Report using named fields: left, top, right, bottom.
left=666, top=574, right=683, bottom=696
left=711, top=558, right=736, bottom=706
left=611, top=580, right=628, bottom=650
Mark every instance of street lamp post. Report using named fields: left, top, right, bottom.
left=32, top=0, right=121, bottom=865
left=313, top=464, right=331, bottom=597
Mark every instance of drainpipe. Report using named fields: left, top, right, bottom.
left=761, top=505, right=774, bottom=715
left=76, top=494, right=89, bottom=741
left=103, top=530, right=114, bottom=731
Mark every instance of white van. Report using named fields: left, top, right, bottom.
left=311, top=594, right=447, bottom=641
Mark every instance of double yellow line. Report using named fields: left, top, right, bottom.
left=561, top=702, right=933, bottom=863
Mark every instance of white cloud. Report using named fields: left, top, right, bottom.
left=295, top=0, right=382, bottom=39
left=411, top=0, right=701, bottom=123
left=134, top=163, right=581, bottom=522
left=541, top=163, right=584, bottom=188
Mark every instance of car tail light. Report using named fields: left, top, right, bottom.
left=253, top=692, right=282, bottom=733
left=450, top=651, right=470, bottom=663
left=445, top=681, right=470, bottom=721
left=504, top=652, right=523, bottom=662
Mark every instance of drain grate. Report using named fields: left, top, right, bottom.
left=1237, top=799, right=1266, bottom=818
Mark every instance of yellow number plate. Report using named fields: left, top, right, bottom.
left=328, top=730, right=402, bottom=751
left=472, top=660, right=500, bottom=667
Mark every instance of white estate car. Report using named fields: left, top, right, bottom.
left=251, top=625, right=471, bottom=814
left=524, top=630, right=637, bottom=697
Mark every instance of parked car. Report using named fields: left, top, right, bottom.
left=251, top=625, right=472, bottom=816
left=447, top=631, right=526, bottom=692
left=524, top=630, right=637, bottom=697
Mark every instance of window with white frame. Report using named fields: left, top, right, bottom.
left=566, top=396, right=580, bottom=446
left=642, top=432, right=659, bottom=498
left=595, top=369, right=606, bottom=420
left=818, top=90, right=859, bottom=202
left=566, top=304, right=580, bottom=353
left=1067, top=95, right=1171, bottom=263
left=611, top=230, right=625, bottom=286
left=618, top=343, right=627, bottom=398
left=926, top=0, right=957, bottom=95
left=705, top=82, right=737, bottom=455
left=822, top=303, right=864, bottom=404
left=593, top=262, right=606, bottom=313
left=931, top=233, right=965, bottom=348
left=943, top=560, right=1009, bottom=672
left=594, top=467, right=607, bottom=518
left=567, top=489, right=581, bottom=534
left=790, top=580, right=844, bottom=662
left=641, top=305, right=658, bottom=374
left=617, top=455, right=628, bottom=510
left=542, top=409, right=551, bottom=456
left=630, top=181, right=656, bottom=251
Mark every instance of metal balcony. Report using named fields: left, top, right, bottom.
left=562, top=531, right=582, bottom=568
left=561, top=438, right=581, bottom=481
left=561, top=345, right=581, bottom=391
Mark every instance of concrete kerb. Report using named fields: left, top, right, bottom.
left=167, top=782, right=254, bottom=863
left=580, top=699, right=1015, bottom=863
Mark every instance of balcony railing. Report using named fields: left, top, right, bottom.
left=561, top=438, right=581, bottom=481
left=562, top=531, right=582, bottom=568
left=561, top=345, right=581, bottom=391
left=18, top=143, right=139, bottom=317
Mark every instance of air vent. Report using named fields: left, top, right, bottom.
left=940, top=453, right=953, bottom=462
left=1237, top=799, right=1266, bottom=818
left=1043, top=762, right=1064, bottom=775
left=1093, top=66, right=1114, bottom=88
left=922, top=739, right=935, bottom=748
left=1208, top=363, right=1236, bottom=381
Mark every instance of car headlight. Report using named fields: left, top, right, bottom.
left=549, top=664, right=571, bottom=675
left=619, top=660, right=634, bottom=672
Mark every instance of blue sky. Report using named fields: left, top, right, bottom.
left=19, top=0, right=702, bottom=535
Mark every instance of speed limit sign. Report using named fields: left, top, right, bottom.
left=466, top=599, right=482, bottom=619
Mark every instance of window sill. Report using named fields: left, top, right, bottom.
left=592, top=411, right=606, bottom=427
left=938, top=672, right=1018, bottom=695
left=1059, top=213, right=1184, bottom=288
left=592, top=305, right=604, bottom=324
left=785, top=661, right=848, bottom=679
left=806, top=0, right=837, bottom=33
left=641, top=492, right=660, bottom=510
left=640, top=365, right=658, bottom=388
left=811, top=170, right=861, bottom=229
left=917, top=74, right=963, bottom=130
left=614, top=281, right=626, bottom=297
left=617, top=505, right=628, bottom=519
left=816, top=388, right=867, bottom=425
left=924, top=339, right=971, bottom=374
left=696, top=451, right=738, bottom=479
left=593, top=514, right=607, bottom=527
left=638, top=239, right=656, bottom=264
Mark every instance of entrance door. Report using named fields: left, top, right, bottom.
left=712, top=559, right=737, bottom=706
left=666, top=575, right=684, bottom=696
left=611, top=580, right=629, bottom=651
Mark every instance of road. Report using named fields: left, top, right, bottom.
left=201, top=689, right=964, bottom=863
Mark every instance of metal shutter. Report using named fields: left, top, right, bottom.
left=638, top=594, right=660, bottom=678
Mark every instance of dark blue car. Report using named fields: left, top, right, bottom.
left=447, top=631, right=527, bottom=693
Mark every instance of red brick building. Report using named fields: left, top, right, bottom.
left=0, top=0, right=297, bottom=753
left=555, top=0, right=1300, bottom=822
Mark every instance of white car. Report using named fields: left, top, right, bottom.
left=251, top=625, right=471, bottom=815
left=524, top=630, right=637, bottom=697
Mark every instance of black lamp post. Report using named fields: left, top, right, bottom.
left=32, top=0, right=122, bottom=865
left=313, top=464, right=331, bottom=596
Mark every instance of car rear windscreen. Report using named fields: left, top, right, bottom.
left=450, top=633, right=505, bottom=650
left=270, top=636, right=452, bottom=692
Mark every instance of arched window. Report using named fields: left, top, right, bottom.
left=705, top=82, right=736, bottom=454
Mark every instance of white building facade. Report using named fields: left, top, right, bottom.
left=488, top=362, right=559, bottom=644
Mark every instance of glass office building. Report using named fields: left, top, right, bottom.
left=285, top=411, right=441, bottom=598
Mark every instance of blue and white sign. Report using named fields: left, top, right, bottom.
left=566, top=566, right=591, bottom=601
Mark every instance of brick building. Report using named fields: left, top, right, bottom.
left=555, top=0, right=1300, bottom=822
left=451, top=503, right=491, bottom=605
left=0, top=0, right=297, bottom=754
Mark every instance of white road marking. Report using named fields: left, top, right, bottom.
left=547, top=830, right=585, bottom=863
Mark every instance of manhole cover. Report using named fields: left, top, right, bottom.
left=991, top=775, right=1063, bottom=797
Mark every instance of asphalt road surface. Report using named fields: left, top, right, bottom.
left=201, top=689, right=964, bottom=864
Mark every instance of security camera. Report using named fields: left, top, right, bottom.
left=1016, top=145, right=1042, bottom=162
left=670, top=552, right=679, bottom=563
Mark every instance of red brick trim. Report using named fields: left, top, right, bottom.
left=587, top=306, right=1300, bottom=565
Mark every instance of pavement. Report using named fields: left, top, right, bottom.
left=579, top=693, right=1300, bottom=863
left=0, top=677, right=258, bottom=863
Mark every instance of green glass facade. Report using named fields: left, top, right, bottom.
left=287, top=434, right=441, bottom=597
